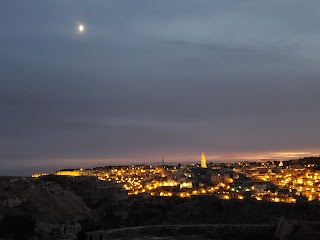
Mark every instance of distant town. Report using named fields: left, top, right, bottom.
left=32, top=153, right=320, bottom=203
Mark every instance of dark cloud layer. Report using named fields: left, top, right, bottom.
left=1, top=0, right=320, bottom=175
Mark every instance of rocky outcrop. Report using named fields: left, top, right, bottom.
left=34, top=222, right=81, bottom=240
left=0, top=196, right=23, bottom=208
left=0, top=177, right=91, bottom=239
left=276, top=217, right=296, bottom=240
left=276, top=217, right=320, bottom=240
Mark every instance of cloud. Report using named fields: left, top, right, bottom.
left=1, top=0, right=320, bottom=174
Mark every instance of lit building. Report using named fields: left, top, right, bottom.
left=180, top=182, right=193, bottom=189
left=56, top=170, right=81, bottom=176
left=55, top=169, right=91, bottom=177
left=32, top=173, right=49, bottom=178
left=201, top=152, right=207, bottom=168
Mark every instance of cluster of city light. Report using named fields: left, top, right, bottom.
left=90, top=165, right=236, bottom=198
left=32, top=159, right=320, bottom=202
left=241, top=163, right=320, bottom=202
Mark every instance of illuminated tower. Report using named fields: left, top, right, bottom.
left=200, top=152, right=207, bottom=168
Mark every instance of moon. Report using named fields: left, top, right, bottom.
left=78, top=24, right=85, bottom=32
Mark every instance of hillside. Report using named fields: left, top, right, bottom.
left=0, top=177, right=91, bottom=239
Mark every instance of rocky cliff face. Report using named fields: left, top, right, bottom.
left=0, top=177, right=91, bottom=239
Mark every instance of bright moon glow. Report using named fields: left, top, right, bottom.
left=78, top=24, right=85, bottom=32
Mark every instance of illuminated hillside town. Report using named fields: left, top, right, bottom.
left=32, top=154, right=320, bottom=203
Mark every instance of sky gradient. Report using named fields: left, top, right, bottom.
left=1, top=0, right=320, bottom=175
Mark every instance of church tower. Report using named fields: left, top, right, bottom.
left=200, top=152, right=207, bottom=168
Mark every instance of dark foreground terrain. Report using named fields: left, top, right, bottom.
left=0, top=176, right=320, bottom=240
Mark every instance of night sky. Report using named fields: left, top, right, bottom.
left=1, top=0, right=320, bottom=175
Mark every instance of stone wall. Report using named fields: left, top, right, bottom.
left=86, top=224, right=276, bottom=240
